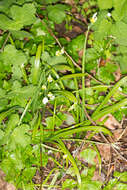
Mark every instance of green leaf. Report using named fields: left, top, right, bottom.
left=98, top=0, right=113, bottom=9
left=11, top=30, right=33, bottom=40
left=56, top=90, right=78, bottom=103
left=94, top=19, right=112, bottom=41
left=0, top=15, right=22, bottom=31
left=1, top=45, right=27, bottom=79
left=80, top=149, right=97, bottom=165
left=21, top=167, right=36, bottom=183
left=62, top=179, right=77, bottom=190
left=0, top=0, right=15, bottom=14
left=0, top=151, right=24, bottom=179
left=86, top=48, right=99, bottom=62
left=0, top=129, right=4, bottom=142
left=55, top=112, right=67, bottom=127
left=32, top=43, right=42, bottom=85
left=67, top=34, right=85, bottom=56
left=103, top=179, right=118, bottom=190
left=48, top=125, right=112, bottom=141
left=45, top=117, right=54, bottom=135
left=57, top=139, right=81, bottom=186
left=0, top=106, right=19, bottom=124
left=114, top=55, right=127, bottom=74
left=48, top=55, right=67, bottom=65
left=10, top=3, right=36, bottom=27
left=111, top=21, right=127, bottom=46
left=0, top=4, right=36, bottom=31
left=114, top=171, right=127, bottom=182
left=54, top=64, right=74, bottom=72
left=41, top=0, right=59, bottom=4
left=1, top=44, right=26, bottom=66
left=92, top=76, right=127, bottom=116
left=10, top=124, right=31, bottom=148
left=112, top=0, right=127, bottom=21
left=79, top=179, right=102, bottom=190
left=115, top=183, right=127, bottom=190
left=98, top=63, right=117, bottom=84
left=48, top=6, right=66, bottom=24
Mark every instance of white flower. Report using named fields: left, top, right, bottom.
left=107, top=13, right=111, bottom=17
left=56, top=50, right=61, bottom=56
left=63, top=154, right=67, bottom=159
left=60, top=47, right=64, bottom=54
left=90, top=12, right=97, bottom=24
left=48, top=92, right=55, bottom=100
left=118, top=87, right=122, bottom=91
left=37, top=28, right=46, bottom=36
left=21, top=63, right=24, bottom=68
left=48, top=150, right=53, bottom=155
left=42, top=85, right=47, bottom=90
left=56, top=47, right=64, bottom=56
left=42, top=97, right=48, bottom=104
left=47, top=75, right=53, bottom=82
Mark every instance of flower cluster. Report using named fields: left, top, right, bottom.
left=47, top=75, right=53, bottom=82
left=41, top=85, right=47, bottom=90
left=56, top=47, right=64, bottom=56
left=42, top=92, right=55, bottom=105
left=47, top=92, right=55, bottom=100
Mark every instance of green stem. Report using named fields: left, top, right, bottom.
left=81, top=25, right=91, bottom=122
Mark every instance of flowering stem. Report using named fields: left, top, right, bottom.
left=81, top=25, right=91, bottom=122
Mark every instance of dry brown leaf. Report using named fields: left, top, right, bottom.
left=65, top=0, right=75, bottom=5
left=97, top=144, right=111, bottom=161
left=98, top=114, right=121, bottom=130
left=92, top=169, right=105, bottom=182
left=114, top=66, right=121, bottom=81
left=73, top=25, right=83, bottom=33
left=78, top=49, right=83, bottom=58
left=113, top=129, right=123, bottom=141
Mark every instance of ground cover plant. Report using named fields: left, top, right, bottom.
left=0, top=0, right=127, bottom=189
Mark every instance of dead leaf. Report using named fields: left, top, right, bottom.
left=78, top=49, right=83, bottom=58
left=113, top=129, right=123, bottom=141
left=97, top=144, right=111, bottom=161
left=113, top=66, right=121, bottom=81
left=65, top=0, right=75, bottom=5
left=92, top=169, right=105, bottom=182
left=98, top=114, right=122, bottom=130
left=73, top=25, right=83, bottom=33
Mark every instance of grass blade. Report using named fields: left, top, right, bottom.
left=56, top=139, right=81, bottom=187
left=47, top=125, right=112, bottom=141
left=92, top=76, right=127, bottom=117
left=56, top=90, right=78, bottom=103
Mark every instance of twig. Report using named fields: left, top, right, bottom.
left=99, top=132, right=127, bottom=162
left=116, top=126, right=127, bottom=141
left=84, top=107, right=96, bottom=125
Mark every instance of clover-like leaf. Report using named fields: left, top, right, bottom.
left=11, top=124, right=31, bottom=148
left=10, top=4, right=36, bottom=26
left=0, top=3, right=36, bottom=31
